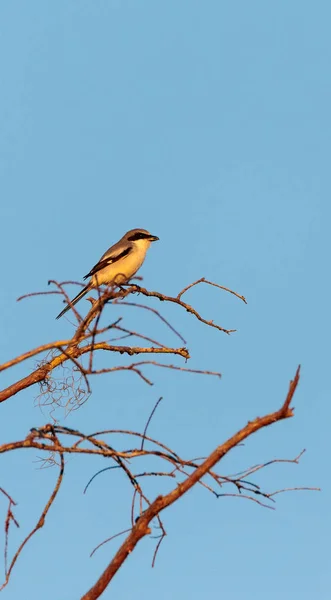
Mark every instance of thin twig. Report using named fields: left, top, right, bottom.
left=115, top=301, right=187, bottom=344
left=0, top=453, right=64, bottom=591
left=177, top=277, right=247, bottom=304
left=141, top=398, right=163, bottom=450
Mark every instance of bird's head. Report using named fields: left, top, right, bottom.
left=124, top=228, right=159, bottom=249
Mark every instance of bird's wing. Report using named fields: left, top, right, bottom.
left=83, top=246, right=132, bottom=280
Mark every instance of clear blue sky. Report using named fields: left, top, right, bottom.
left=0, top=1, right=329, bottom=598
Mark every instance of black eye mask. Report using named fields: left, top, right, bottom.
left=127, top=232, right=151, bottom=242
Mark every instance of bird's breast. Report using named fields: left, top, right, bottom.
left=91, top=246, right=146, bottom=287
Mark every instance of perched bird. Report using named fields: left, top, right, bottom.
left=56, top=228, right=159, bottom=319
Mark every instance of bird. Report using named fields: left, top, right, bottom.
left=56, top=228, right=159, bottom=319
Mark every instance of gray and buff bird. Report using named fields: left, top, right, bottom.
left=56, top=228, right=159, bottom=319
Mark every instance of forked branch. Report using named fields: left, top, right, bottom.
left=1, top=278, right=244, bottom=404
left=80, top=366, right=302, bottom=599
left=0, top=366, right=319, bottom=597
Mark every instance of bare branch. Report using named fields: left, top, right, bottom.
left=119, top=284, right=236, bottom=335
left=0, top=452, right=64, bottom=591
left=141, top=397, right=163, bottom=451
left=1, top=273, right=314, bottom=600
left=115, top=300, right=187, bottom=344
left=88, top=361, right=221, bottom=385
left=0, top=366, right=318, bottom=599
left=80, top=366, right=301, bottom=600
left=1, top=277, right=234, bottom=404
left=177, top=277, right=247, bottom=304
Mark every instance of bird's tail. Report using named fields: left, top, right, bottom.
left=56, top=285, right=92, bottom=320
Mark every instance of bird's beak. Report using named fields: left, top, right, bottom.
left=149, top=235, right=159, bottom=242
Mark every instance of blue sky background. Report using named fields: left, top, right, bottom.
left=0, top=1, right=330, bottom=598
